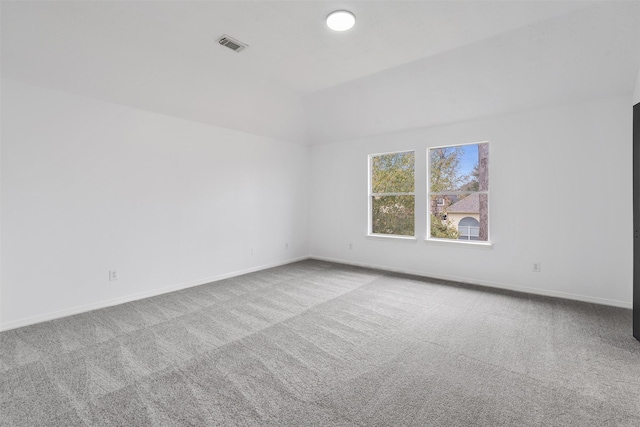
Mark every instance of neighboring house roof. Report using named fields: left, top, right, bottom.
left=447, top=193, right=479, bottom=213
left=433, top=195, right=459, bottom=214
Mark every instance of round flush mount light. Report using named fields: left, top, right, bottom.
left=326, top=10, right=356, bottom=31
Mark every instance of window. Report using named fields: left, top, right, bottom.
left=428, top=142, right=489, bottom=242
left=369, top=151, right=415, bottom=236
left=458, top=217, right=480, bottom=240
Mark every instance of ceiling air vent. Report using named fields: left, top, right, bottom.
left=217, top=35, right=248, bottom=53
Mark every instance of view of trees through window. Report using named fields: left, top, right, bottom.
left=368, top=144, right=488, bottom=242
left=370, top=151, right=415, bottom=236
left=429, top=143, right=489, bottom=241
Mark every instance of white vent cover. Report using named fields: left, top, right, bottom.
left=217, top=35, right=248, bottom=53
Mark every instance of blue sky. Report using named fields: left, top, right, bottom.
left=458, top=144, right=478, bottom=177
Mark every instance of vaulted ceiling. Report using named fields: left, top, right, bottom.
left=2, top=1, right=639, bottom=144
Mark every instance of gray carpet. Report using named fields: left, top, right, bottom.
left=1, top=260, right=639, bottom=426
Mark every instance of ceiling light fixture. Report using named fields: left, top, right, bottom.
left=326, top=10, right=356, bottom=32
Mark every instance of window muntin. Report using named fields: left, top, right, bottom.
left=428, top=143, right=489, bottom=242
left=369, top=151, right=415, bottom=237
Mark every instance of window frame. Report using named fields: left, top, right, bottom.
left=427, top=141, right=491, bottom=246
left=368, top=150, right=416, bottom=238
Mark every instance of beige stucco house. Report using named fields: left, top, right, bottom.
left=446, top=194, right=480, bottom=240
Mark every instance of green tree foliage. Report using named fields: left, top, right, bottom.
left=371, top=152, right=415, bottom=236
left=429, top=146, right=466, bottom=193
left=459, top=164, right=479, bottom=192
left=372, top=196, right=415, bottom=236
left=371, top=152, right=414, bottom=193
left=430, top=214, right=460, bottom=239
left=429, top=147, right=468, bottom=239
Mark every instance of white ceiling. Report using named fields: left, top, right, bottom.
left=304, top=1, right=640, bottom=143
left=2, top=1, right=639, bottom=144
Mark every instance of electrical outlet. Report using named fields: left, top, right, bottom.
left=532, top=262, right=541, bottom=273
left=250, top=247, right=254, bottom=255
left=349, top=243, right=353, bottom=250
left=109, top=270, right=118, bottom=281
left=285, top=242, right=289, bottom=249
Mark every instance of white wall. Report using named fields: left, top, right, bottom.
left=635, top=68, right=640, bottom=105
left=0, top=79, right=310, bottom=329
left=310, top=95, right=633, bottom=307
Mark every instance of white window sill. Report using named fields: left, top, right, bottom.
left=366, top=234, right=417, bottom=242
left=424, top=238, right=493, bottom=249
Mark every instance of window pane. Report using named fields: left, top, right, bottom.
left=429, top=143, right=488, bottom=193
left=429, top=193, right=488, bottom=241
left=372, top=195, right=415, bottom=236
left=371, top=151, right=415, bottom=193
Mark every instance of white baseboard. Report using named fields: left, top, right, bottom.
left=2, top=254, right=630, bottom=332
left=309, top=255, right=633, bottom=309
left=0, top=256, right=310, bottom=332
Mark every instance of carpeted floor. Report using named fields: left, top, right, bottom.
left=1, top=260, right=639, bottom=426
